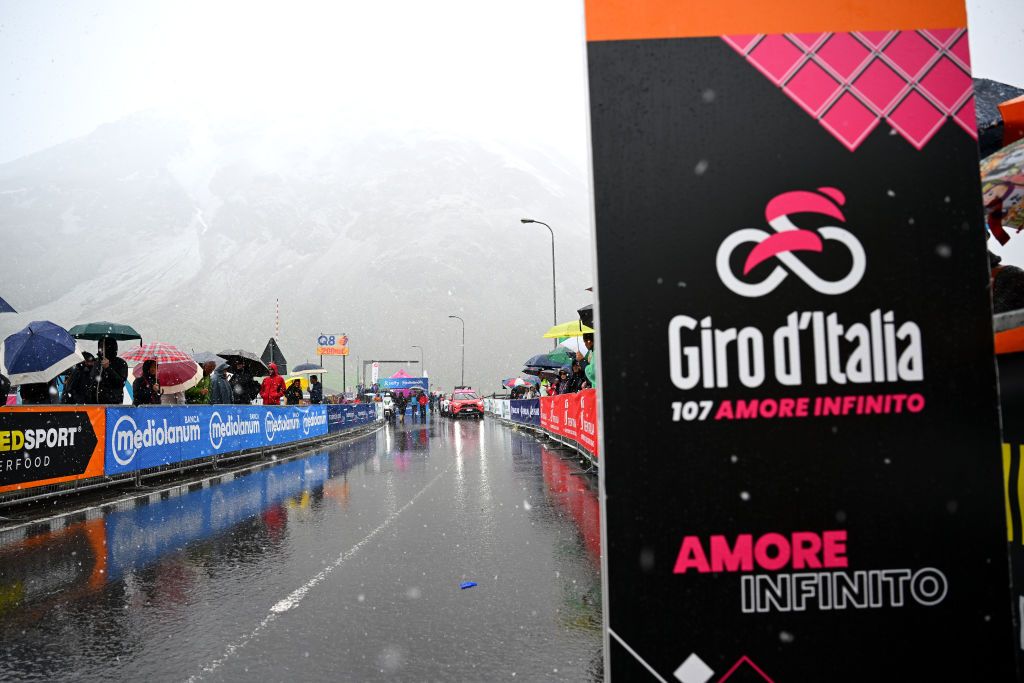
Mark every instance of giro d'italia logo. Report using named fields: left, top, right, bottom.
left=716, top=187, right=866, bottom=297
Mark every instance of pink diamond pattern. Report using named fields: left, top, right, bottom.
left=882, top=31, right=935, bottom=79
left=853, top=59, right=907, bottom=112
left=816, top=33, right=872, bottom=80
left=919, top=56, right=972, bottom=110
left=888, top=91, right=945, bottom=149
left=784, top=60, right=840, bottom=116
left=747, top=34, right=806, bottom=84
left=723, top=28, right=977, bottom=151
left=821, top=92, right=879, bottom=150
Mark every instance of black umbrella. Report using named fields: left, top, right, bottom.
left=578, top=304, right=594, bottom=329
left=216, top=349, right=269, bottom=376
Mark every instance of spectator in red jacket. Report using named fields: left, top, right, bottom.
left=260, top=363, right=287, bottom=405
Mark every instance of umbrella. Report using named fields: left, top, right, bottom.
left=546, top=347, right=579, bottom=366
left=503, top=377, right=537, bottom=388
left=291, top=362, right=325, bottom=375
left=122, top=341, right=192, bottom=364
left=133, top=360, right=203, bottom=394
left=578, top=304, right=593, bottom=329
left=983, top=137, right=1024, bottom=244
left=193, top=351, right=226, bottom=365
left=558, top=337, right=588, bottom=355
left=0, top=297, right=15, bottom=314
left=524, top=353, right=568, bottom=369
left=217, top=349, right=269, bottom=376
left=1, top=321, right=84, bottom=385
left=68, top=321, right=142, bottom=341
left=543, top=320, right=594, bottom=339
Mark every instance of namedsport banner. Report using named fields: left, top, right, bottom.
left=105, top=406, right=328, bottom=475
left=0, top=407, right=106, bottom=493
left=585, top=0, right=1015, bottom=679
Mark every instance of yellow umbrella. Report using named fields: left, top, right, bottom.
left=543, top=320, right=595, bottom=339
left=284, top=375, right=310, bottom=391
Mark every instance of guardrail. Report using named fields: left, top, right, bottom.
left=0, top=403, right=382, bottom=506
left=485, top=390, right=599, bottom=468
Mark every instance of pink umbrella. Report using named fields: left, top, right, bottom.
left=123, top=341, right=192, bottom=364
left=132, top=360, right=202, bottom=394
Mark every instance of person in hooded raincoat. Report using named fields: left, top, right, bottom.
left=210, top=364, right=233, bottom=404
left=260, top=362, right=287, bottom=406
left=96, top=338, right=129, bottom=404
left=230, top=358, right=259, bottom=404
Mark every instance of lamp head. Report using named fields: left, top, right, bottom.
left=520, top=218, right=534, bottom=224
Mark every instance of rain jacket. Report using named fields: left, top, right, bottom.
left=210, top=365, right=233, bottom=404
left=230, top=368, right=259, bottom=404
left=309, top=380, right=323, bottom=404
left=132, top=374, right=161, bottom=406
left=285, top=383, right=302, bottom=405
left=260, top=363, right=287, bottom=406
left=185, top=373, right=212, bottom=404
left=97, top=357, right=128, bottom=404
left=62, top=362, right=97, bottom=404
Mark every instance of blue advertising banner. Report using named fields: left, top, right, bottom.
left=326, top=404, right=378, bottom=433
left=104, top=453, right=329, bottom=579
left=378, top=377, right=429, bottom=392
left=510, top=399, right=541, bottom=426
left=105, top=405, right=329, bottom=475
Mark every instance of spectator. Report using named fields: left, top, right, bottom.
left=556, top=369, right=571, bottom=395
left=185, top=361, right=216, bottom=404
left=20, top=380, right=56, bottom=405
left=132, top=359, right=162, bottom=405
left=62, top=353, right=97, bottom=404
left=309, top=375, right=323, bottom=404
left=230, top=359, right=259, bottom=404
left=418, top=391, right=428, bottom=419
left=96, top=338, right=129, bottom=404
left=210, top=364, right=233, bottom=404
left=579, top=332, right=597, bottom=388
left=568, top=361, right=587, bottom=393
left=991, top=250, right=1024, bottom=314
left=260, top=363, right=287, bottom=406
left=285, top=379, right=303, bottom=405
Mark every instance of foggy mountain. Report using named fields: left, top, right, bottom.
left=0, top=110, right=595, bottom=393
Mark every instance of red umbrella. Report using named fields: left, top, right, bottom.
left=132, top=360, right=202, bottom=394
left=123, top=341, right=192, bottom=364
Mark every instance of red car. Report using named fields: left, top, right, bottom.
left=449, top=389, right=484, bottom=419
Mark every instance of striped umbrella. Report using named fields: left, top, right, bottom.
left=132, top=360, right=203, bottom=394
left=122, top=342, right=192, bottom=364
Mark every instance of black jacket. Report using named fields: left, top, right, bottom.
left=285, top=384, right=303, bottom=405
left=97, top=357, right=129, bottom=404
left=309, top=381, right=323, bottom=404
left=132, top=375, right=161, bottom=405
left=230, top=370, right=259, bottom=404
left=210, top=366, right=233, bottom=404
left=20, top=381, right=55, bottom=404
left=63, top=363, right=97, bottom=404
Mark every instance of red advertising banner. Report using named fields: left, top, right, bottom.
left=577, top=389, right=599, bottom=458
left=540, top=396, right=559, bottom=435
left=560, top=394, right=581, bottom=442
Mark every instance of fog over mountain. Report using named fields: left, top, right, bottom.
left=0, top=110, right=594, bottom=392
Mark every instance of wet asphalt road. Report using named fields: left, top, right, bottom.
left=0, top=416, right=602, bottom=682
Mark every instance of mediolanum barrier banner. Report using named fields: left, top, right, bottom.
left=327, top=404, right=378, bottom=433
left=0, top=407, right=105, bottom=493
left=105, top=406, right=328, bottom=475
left=585, top=0, right=1015, bottom=680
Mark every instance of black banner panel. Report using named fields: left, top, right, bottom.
left=585, top=9, right=1016, bottom=681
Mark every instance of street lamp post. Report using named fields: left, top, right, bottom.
left=521, top=218, right=557, bottom=348
left=412, top=345, right=424, bottom=377
left=448, top=315, right=465, bottom=386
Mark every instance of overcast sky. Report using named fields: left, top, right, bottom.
left=1, top=0, right=1021, bottom=166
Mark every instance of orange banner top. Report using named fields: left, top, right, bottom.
left=585, top=0, right=967, bottom=41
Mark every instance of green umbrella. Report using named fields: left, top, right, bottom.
left=68, top=321, right=142, bottom=341
left=546, top=347, right=575, bottom=366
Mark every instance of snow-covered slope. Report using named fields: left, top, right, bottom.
left=0, top=111, right=594, bottom=391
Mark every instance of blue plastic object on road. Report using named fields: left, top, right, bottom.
left=460, top=581, right=477, bottom=590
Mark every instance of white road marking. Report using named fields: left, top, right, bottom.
left=186, top=463, right=450, bottom=682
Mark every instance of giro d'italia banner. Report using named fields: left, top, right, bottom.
left=105, top=406, right=328, bottom=475
left=585, top=1, right=1015, bottom=680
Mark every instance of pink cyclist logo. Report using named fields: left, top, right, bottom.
left=715, top=187, right=866, bottom=297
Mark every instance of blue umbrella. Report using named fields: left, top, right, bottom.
left=0, top=296, right=15, bottom=314
left=1, top=321, right=84, bottom=384
left=523, top=353, right=566, bottom=370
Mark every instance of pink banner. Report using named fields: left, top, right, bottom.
left=560, top=394, right=581, bottom=442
